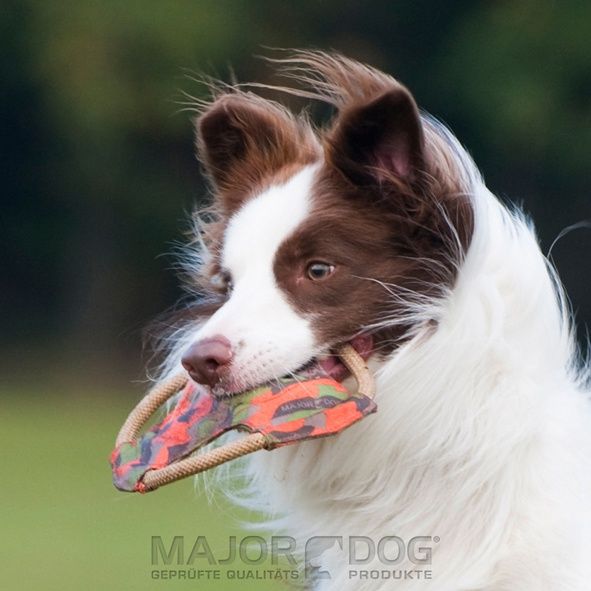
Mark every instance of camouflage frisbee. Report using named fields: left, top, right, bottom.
left=110, top=346, right=376, bottom=493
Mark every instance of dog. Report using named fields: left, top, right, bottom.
left=158, top=52, right=591, bottom=590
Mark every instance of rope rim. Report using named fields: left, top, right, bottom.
left=116, top=343, right=374, bottom=491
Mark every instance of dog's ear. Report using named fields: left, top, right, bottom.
left=197, top=94, right=316, bottom=213
left=326, top=86, right=424, bottom=188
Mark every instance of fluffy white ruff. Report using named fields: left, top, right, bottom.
left=236, top=180, right=591, bottom=589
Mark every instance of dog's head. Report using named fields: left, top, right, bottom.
left=178, top=52, right=472, bottom=394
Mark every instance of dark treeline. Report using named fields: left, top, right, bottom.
left=2, top=0, right=589, bottom=375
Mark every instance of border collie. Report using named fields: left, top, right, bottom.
left=158, top=52, right=591, bottom=590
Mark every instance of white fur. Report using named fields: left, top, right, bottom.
left=220, top=128, right=591, bottom=589
left=191, top=165, right=320, bottom=392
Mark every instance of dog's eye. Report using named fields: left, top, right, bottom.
left=306, top=261, right=335, bottom=281
left=211, top=270, right=233, bottom=294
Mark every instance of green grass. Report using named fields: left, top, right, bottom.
left=0, top=388, right=291, bottom=590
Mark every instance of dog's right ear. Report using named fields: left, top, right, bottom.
left=197, top=94, right=317, bottom=214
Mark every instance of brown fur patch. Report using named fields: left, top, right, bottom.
left=274, top=166, right=467, bottom=353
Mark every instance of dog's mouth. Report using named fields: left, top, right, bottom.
left=290, top=334, right=374, bottom=382
left=209, top=334, right=375, bottom=398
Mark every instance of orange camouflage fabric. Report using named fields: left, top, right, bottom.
left=111, top=377, right=377, bottom=492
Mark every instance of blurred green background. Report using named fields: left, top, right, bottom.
left=1, top=1, right=589, bottom=589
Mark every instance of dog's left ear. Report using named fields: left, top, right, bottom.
left=326, top=86, right=424, bottom=188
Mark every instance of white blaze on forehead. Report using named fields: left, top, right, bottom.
left=222, top=165, right=317, bottom=275
left=194, top=164, right=320, bottom=391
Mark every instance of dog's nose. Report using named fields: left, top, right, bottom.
left=181, top=336, right=233, bottom=386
